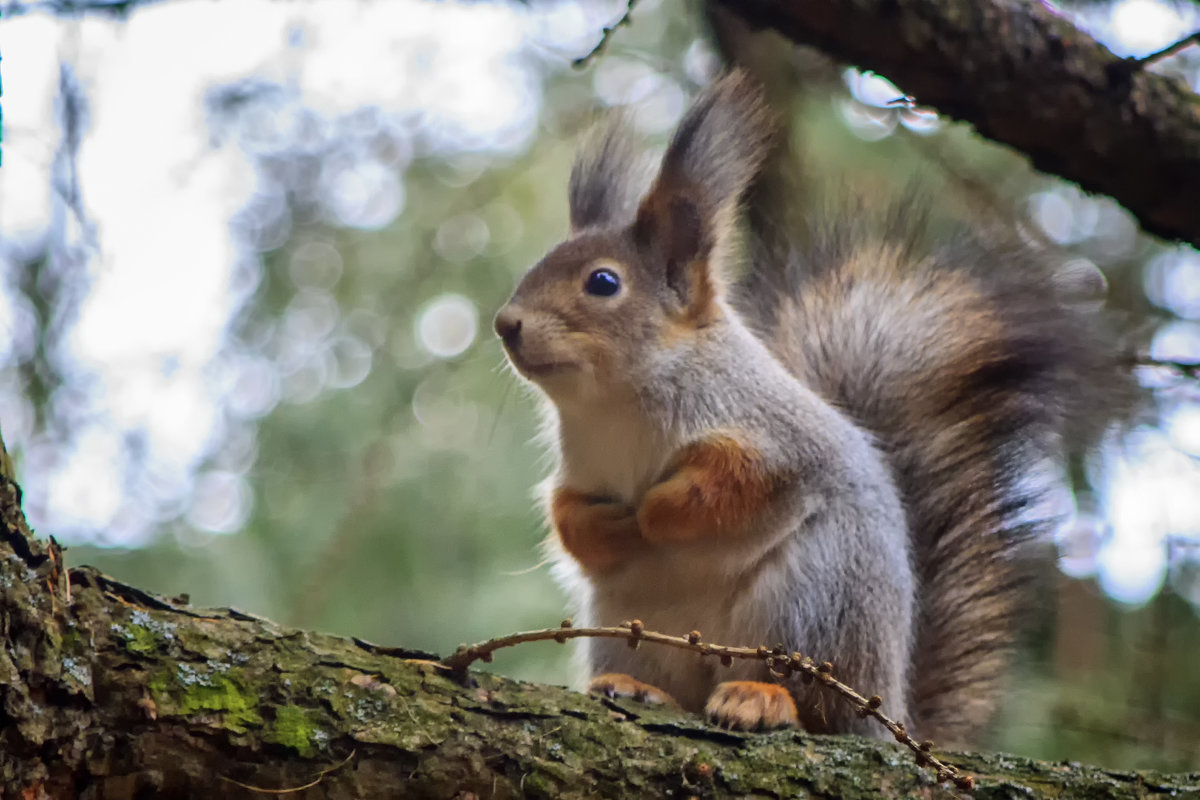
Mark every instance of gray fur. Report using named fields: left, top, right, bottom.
left=561, top=314, right=915, bottom=733
left=569, top=116, right=640, bottom=232
left=499, top=71, right=1126, bottom=746
left=735, top=203, right=1126, bottom=742
left=632, top=70, right=773, bottom=289
left=653, top=70, right=773, bottom=215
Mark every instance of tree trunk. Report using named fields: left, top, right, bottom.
left=1, top=441, right=1197, bottom=798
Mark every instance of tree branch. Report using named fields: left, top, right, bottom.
left=721, top=0, right=1200, bottom=248
left=0, top=0, right=163, bottom=18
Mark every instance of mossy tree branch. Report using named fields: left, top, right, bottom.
left=2, top=436, right=1200, bottom=798
left=721, top=0, right=1200, bottom=248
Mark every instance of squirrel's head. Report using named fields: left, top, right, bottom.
left=495, top=71, right=772, bottom=407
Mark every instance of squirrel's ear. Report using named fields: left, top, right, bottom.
left=569, top=116, right=639, bottom=234
left=633, top=70, right=773, bottom=313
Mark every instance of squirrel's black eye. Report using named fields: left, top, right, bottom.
left=584, top=268, right=621, bottom=297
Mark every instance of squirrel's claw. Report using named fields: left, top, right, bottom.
left=587, top=673, right=678, bottom=707
left=705, top=681, right=799, bottom=731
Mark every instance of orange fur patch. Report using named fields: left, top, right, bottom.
left=551, top=488, right=646, bottom=574
left=678, top=257, right=719, bottom=326
left=636, top=434, right=780, bottom=544
left=658, top=259, right=720, bottom=348
left=588, top=673, right=678, bottom=707
left=705, top=681, right=798, bottom=731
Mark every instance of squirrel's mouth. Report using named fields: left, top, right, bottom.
left=505, top=349, right=577, bottom=379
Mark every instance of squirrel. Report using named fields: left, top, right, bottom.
left=493, top=70, right=1120, bottom=746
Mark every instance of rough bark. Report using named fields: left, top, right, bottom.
left=0, top=443, right=1198, bottom=798
left=722, top=0, right=1200, bottom=248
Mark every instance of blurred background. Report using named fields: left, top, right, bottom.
left=2, top=0, right=1199, bottom=771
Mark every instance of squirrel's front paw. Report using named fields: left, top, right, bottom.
left=637, top=433, right=780, bottom=545
left=705, top=681, right=798, bottom=731
left=588, top=673, right=678, bottom=707
left=552, top=489, right=646, bottom=574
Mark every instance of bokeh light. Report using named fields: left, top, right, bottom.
left=417, top=294, right=479, bottom=359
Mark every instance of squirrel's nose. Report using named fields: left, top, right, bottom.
left=494, top=307, right=523, bottom=349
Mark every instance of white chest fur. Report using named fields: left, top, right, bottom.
left=555, top=404, right=676, bottom=503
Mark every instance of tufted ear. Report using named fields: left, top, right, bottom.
left=633, top=70, right=774, bottom=317
left=569, top=116, right=640, bottom=234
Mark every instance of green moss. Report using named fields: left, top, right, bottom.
left=517, top=770, right=557, bottom=799
left=61, top=626, right=84, bottom=653
left=148, top=665, right=263, bottom=733
left=265, top=705, right=322, bottom=758
left=122, top=624, right=160, bottom=654
left=114, top=610, right=178, bottom=656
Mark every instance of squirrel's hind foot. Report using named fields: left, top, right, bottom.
left=587, top=673, right=678, bottom=707
left=705, top=681, right=799, bottom=731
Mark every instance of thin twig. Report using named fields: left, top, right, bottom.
left=443, top=620, right=975, bottom=792
left=1135, top=31, right=1200, bottom=69
left=572, top=0, right=639, bottom=69
left=49, top=535, right=71, bottom=606
left=1129, top=356, right=1200, bottom=379
left=1109, top=31, right=1200, bottom=82
left=219, top=750, right=356, bottom=795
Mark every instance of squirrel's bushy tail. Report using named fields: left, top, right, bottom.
left=737, top=192, right=1123, bottom=744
